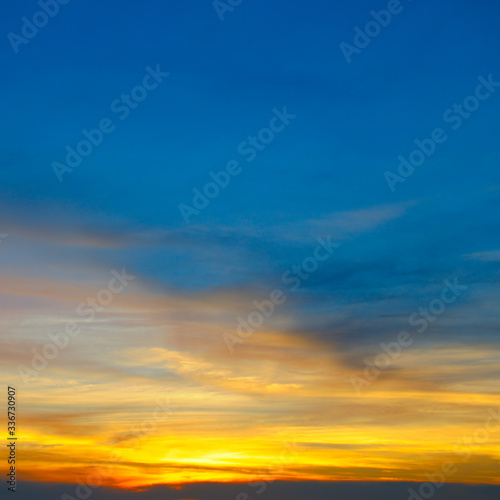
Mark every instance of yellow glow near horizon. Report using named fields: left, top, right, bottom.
left=2, top=281, right=500, bottom=489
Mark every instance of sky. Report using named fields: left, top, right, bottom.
left=1, top=0, right=500, bottom=499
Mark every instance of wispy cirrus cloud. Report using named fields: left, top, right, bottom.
left=464, top=250, right=500, bottom=262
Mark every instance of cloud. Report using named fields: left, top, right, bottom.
left=464, top=251, right=500, bottom=262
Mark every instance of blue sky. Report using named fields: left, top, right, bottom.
left=2, top=0, right=499, bottom=326
left=1, top=0, right=500, bottom=496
